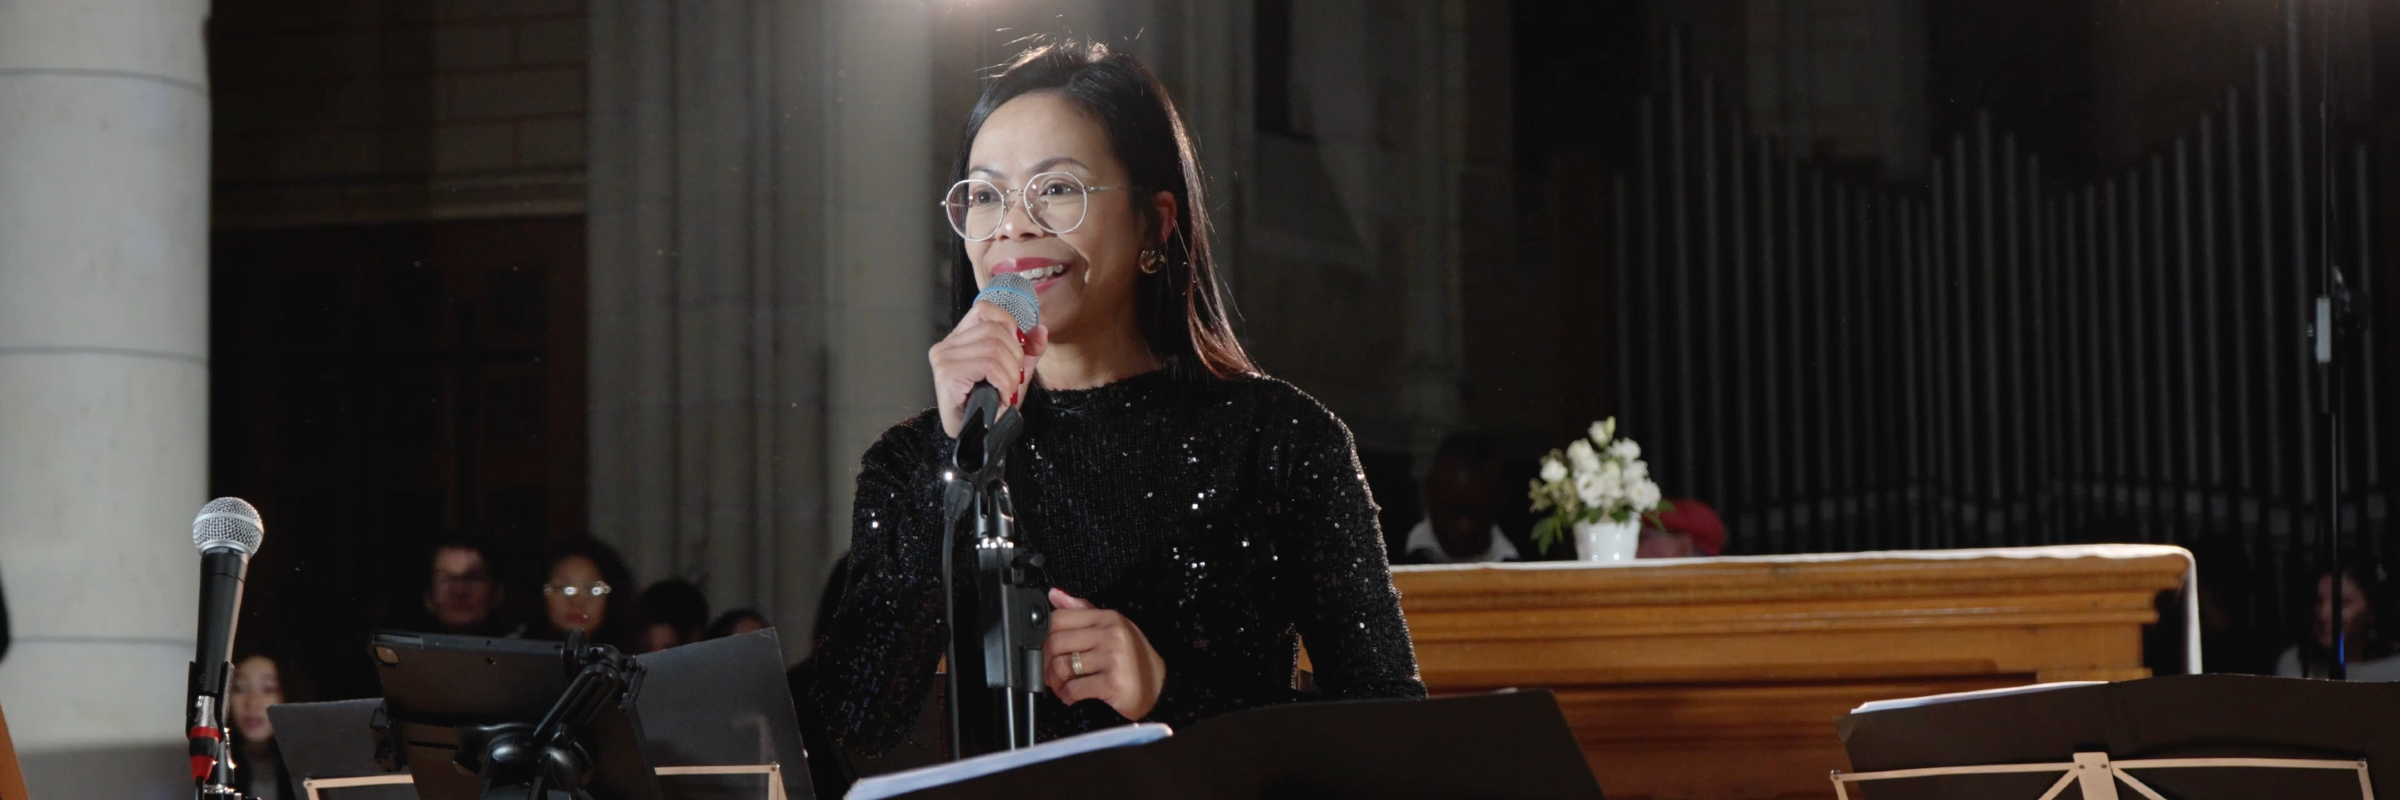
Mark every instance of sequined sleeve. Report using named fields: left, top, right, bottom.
left=1253, top=387, right=1425, bottom=701
left=806, top=413, right=952, bottom=756
left=1257, top=391, right=1420, bottom=696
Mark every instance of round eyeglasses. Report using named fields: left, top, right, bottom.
left=941, top=172, right=1122, bottom=241
left=543, top=581, right=611, bottom=598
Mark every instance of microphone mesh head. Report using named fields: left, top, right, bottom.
left=191, top=497, right=264, bottom=556
left=977, top=273, right=1040, bottom=332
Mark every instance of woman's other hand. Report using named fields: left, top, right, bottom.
left=1041, top=589, right=1167, bottom=720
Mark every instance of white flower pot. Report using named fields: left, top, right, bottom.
left=1575, top=518, right=1640, bottom=562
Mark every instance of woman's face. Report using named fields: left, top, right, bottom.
left=545, top=555, right=608, bottom=633
left=228, top=655, right=282, bottom=744
left=2316, top=573, right=2372, bottom=648
left=962, top=91, right=1168, bottom=347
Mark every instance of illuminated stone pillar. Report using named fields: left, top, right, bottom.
left=0, top=0, right=213, bottom=795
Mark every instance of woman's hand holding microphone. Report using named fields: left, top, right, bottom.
left=928, top=299, right=1049, bottom=439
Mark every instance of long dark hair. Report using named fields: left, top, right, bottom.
left=2294, top=556, right=2397, bottom=676
left=227, top=644, right=304, bottom=798
left=537, top=536, right=641, bottom=652
left=947, top=37, right=1256, bottom=382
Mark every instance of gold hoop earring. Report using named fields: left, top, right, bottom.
left=1139, top=248, right=1165, bottom=274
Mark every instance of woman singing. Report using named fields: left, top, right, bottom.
left=809, top=39, right=1425, bottom=755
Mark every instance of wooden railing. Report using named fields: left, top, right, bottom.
left=1389, top=546, right=2190, bottom=800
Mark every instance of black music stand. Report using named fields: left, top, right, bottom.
left=371, top=632, right=659, bottom=800
left=855, top=689, right=1602, bottom=800
left=272, top=699, right=415, bottom=800
left=1834, top=674, right=2400, bottom=799
left=630, top=630, right=813, bottom=800
left=277, top=631, right=810, bottom=800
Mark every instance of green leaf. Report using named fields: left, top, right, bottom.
left=1532, top=516, right=1563, bottom=555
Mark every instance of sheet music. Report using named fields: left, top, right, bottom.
left=1850, top=681, right=2105, bottom=715
left=844, top=723, right=1174, bottom=800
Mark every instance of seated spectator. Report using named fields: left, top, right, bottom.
left=420, top=535, right=524, bottom=637
left=1636, top=499, right=1725, bottom=558
left=536, top=536, right=642, bottom=653
left=705, top=608, right=771, bottom=640
left=2276, top=559, right=2400, bottom=681
left=228, top=648, right=300, bottom=800
left=1399, top=432, right=1521, bottom=564
left=639, top=579, right=711, bottom=653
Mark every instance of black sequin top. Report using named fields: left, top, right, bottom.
left=809, top=370, right=1426, bottom=755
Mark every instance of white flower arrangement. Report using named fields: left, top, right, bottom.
left=1529, top=418, right=1668, bottom=554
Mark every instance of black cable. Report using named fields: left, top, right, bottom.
left=939, top=440, right=980, bottom=761
left=2313, top=0, right=2345, bottom=681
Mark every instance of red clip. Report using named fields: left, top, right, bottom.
left=189, top=726, right=223, bottom=779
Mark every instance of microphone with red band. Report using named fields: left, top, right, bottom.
left=187, top=497, right=263, bottom=795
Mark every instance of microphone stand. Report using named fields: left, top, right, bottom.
left=941, top=392, right=1053, bottom=759
left=2307, top=0, right=2352, bottom=682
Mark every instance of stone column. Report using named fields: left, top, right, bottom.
left=1288, top=0, right=1467, bottom=451
left=0, top=0, right=213, bottom=795
left=589, top=0, right=937, bottom=662
left=822, top=0, right=939, bottom=557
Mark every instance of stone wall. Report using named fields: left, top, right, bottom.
left=211, top=0, right=589, bottom=226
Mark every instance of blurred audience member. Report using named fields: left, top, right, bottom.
left=1399, top=432, right=1520, bottom=564
left=421, top=535, right=522, bottom=637
left=536, top=536, right=641, bottom=652
left=639, top=579, right=711, bottom=653
left=1493, top=455, right=1558, bottom=560
left=2277, top=559, right=2400, bottom=681
left=1637, top=499, right=1725, bottom=558
left=228, top=649, right=297, bottom=800
left=705, top=608, right=771, bottom=640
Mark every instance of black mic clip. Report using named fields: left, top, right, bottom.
left=458, top=631, right=645, bottom=800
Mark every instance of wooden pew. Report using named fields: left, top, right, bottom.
left=1388, top=545, right=2191, bottom=800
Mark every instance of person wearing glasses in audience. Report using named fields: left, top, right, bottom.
left=420, top=535, right=525, bottom=638
left=809, top=38, right=1425, bottom=758
left=536, top=536, right=641, bottom=653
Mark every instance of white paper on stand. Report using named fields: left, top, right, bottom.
left=844, top=723, right=1174, bottom=800
left=1849, top=681, right=2106, bottom=715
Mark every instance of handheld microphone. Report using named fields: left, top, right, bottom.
left=187, top=497, right=263, bottom=795
left=961, top=272, right=1040, bottom=438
